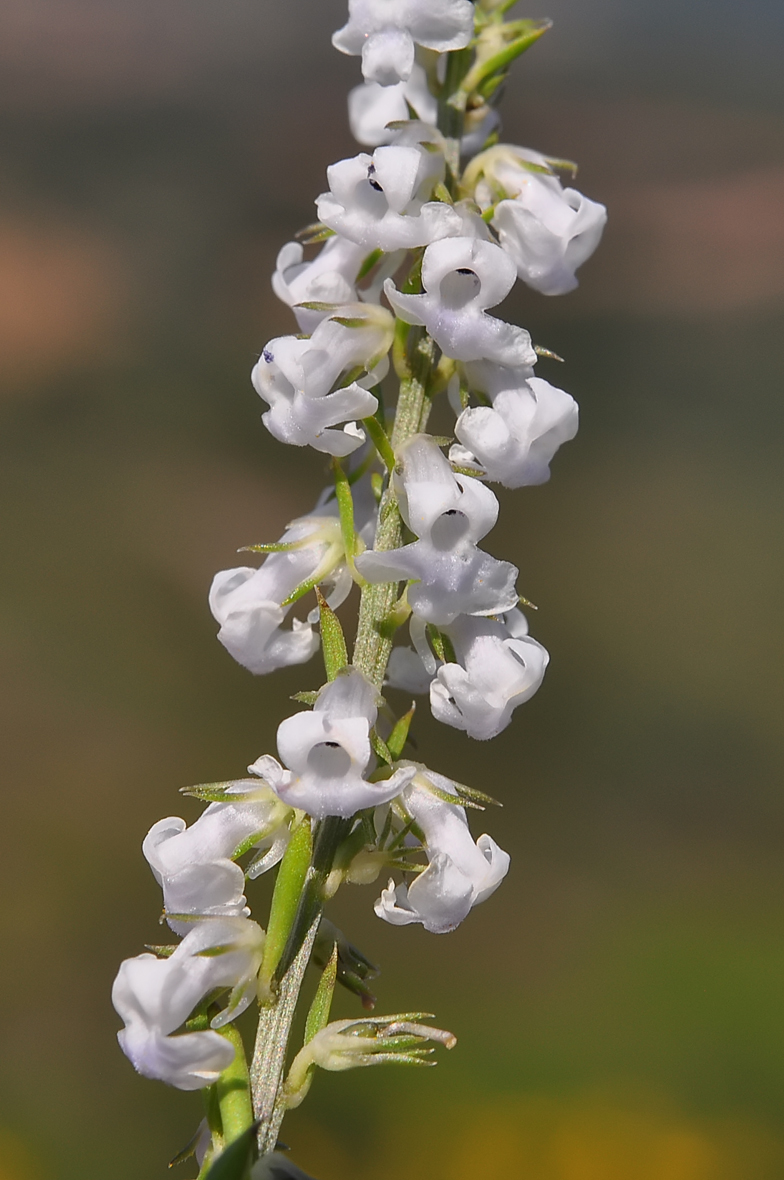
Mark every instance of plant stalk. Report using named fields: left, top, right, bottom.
left=248, top=43, right=467, bottom=1159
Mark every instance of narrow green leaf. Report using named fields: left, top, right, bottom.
left=316, top=588, right=348, bottom=682
left=457, top=19, right=552, bottom=102
left=331, top=457, right=357, bottom=564
left=362, top=416, right=396, bottom=473
left=371, top=729, right=394, bottom=767
left=304, top=944, right=338, bottom=1044
left=387, top=703, right=416, bottom=761
left=356, top=248, right=384, bottom=281
left=259, top=819, right=313, bottom=993
left=201, top=1121, right=259, bottom=1180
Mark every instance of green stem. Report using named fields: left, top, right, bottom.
left=215, top=1023, right=254, bottom=1147
left=437, top=46, right=472, bottom=183
left=353, top=327, right=437, bottom=687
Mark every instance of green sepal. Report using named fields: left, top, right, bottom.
left=426, top=625, right=446, bottom=663
left=387, top=703, right=416, bottom=761
left=316, top=588, right=349, bottom=682
left=169, top=1122, right=204, bottom=1167
left=417, top=778, right=486, bottom=811
left=329, top=316, right=370, bottom=329
left=370, top=472, right=384, bottom=502
left=401, top=251, right=424, bottom=295
left=542, top=155, right=578, bottom=177
left=433, top=181, right=454, bottom=205
left=518, top=595, right=538, bottom=611
left=201, top=1121, right=259, bottom=1180
left=449, top=780, right=503, bottom=809
left=335, top=364, right=366, bottom=390
left=259, top=819, right=313, bottom=994
left=429, top=435, right=454, bottom=448
left=295, top=300, right=340, bottom=311
left=304, top=944, right=338, bottom=1044
left=426, top=625, right=457, bottom=665
left=145, top=944, right=176, bottom=958
left=534, top=345, right=565, bottom=362
left=356, top=248, right=384, bottom=281
left=450, top=462, right=485, bottom=478
left=236, top=541, right=297, bottom=555
left=371, top=728, right=394, bottom=767
left=294, top=222, right=335, bottom=243
left=180, top=782, right=247, bottom=803
left=291, top=690, right=319, bottom=706
left=280, top=574, right=321, bottom=608
left=195, top=942, right=242, bottom=958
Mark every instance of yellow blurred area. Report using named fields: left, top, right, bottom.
left=294, top=1093, right=784, bottom=1180
left=0, top=1133, right=41, bottom=1180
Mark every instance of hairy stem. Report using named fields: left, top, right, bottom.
left=251, top=914, right=320, bottom=1156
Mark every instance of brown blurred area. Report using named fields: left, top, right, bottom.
left=1, top=2, right=783, bottom=1178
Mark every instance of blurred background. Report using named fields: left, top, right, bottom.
left=1, top=1, right=783, bottom=1177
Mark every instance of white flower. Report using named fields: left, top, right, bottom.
left=469, top=145, right=607, bottom=295
left=112, top=918, right=265, bottom=1090
left=355, top=435, right=519, bottom=625
left=384, top=237, right=536, bottom=366
left=388, top=608, right=549, bottom=739
left=333, top=0, right=474, bottom=86
left=386, top=644, right=435, bottom=694
left=209, top=512, right=351, bottom=676
left=451, top=363, right=579, bottom=487
left=348, top=66, right=499, bottom=156
left=348, top=63, right=437, bottom=146
left=374, top=770, right=509, bottom=933
left=272, top=236, right=367, bottom=333
left=251, top=306, right=393, bottom=456
left=252, top=1155, right=318, bottom=1180
left=316, top=145, right=463, bottom=252
left=143, top=781, right=293, bottom=933
left=250, top=668, right=416, bottom=820
left=431, top=609, right=549, bottom=739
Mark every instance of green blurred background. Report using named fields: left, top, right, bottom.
left=1, top=1, right=783, bottom=1176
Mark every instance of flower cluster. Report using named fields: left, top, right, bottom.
left=113, top=1, right=606, bottom=1170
